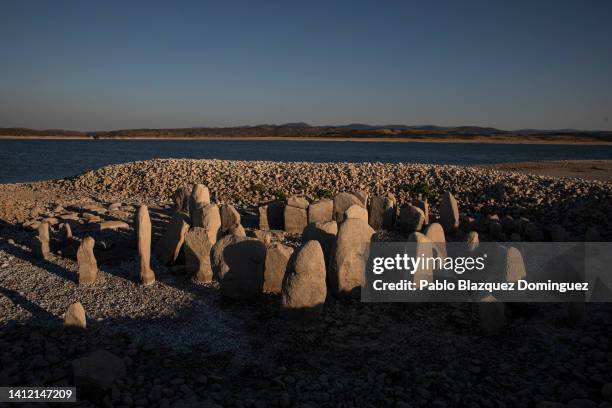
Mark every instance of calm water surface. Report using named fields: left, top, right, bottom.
left=1, top=139, right=611, bottom=183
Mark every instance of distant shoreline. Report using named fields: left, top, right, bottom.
left=1, top=135, right=611, bottom=145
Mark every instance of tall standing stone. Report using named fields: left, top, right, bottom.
left=263, top=243, right=294, bottom=294
left=351, top=190, right=369, bottom=206
left=308, top=199, right=333, bottom=224
left=345, top=204, right=368, bottom=223
left=424, top=222, right=447, bottom=259
left=332, top=218, right=374, bottom=296
left=302, top=221, right=338, bottom=278
left=32, top=221, right=51, bottom=260
left=284, top=196, right=308, bottom=234
left=414, top=198, right=430, bottom=225
left=189, top=184, right=210, bottom=217
left=220, top=204, right=241, bottom=232
left=407, top=232, right=434, bottom=284
left=399, top=205, right=425, bottom=234
left=77, top=237, right=97, bottom=284
left=440, top=191, right=460, bottom=233
left=155, top=212, right=190, bottom=266
left=282, top=240, right=327, bottom=318
left=192, top=203, right=221, bottom=244
left=173, top=186, right=192, bottom=214
left=259, top=201, right=285, bottom=230
left=333, top=192, right=363, bottom=222
left=184, top=227, right=214, bottom=283
left=369, top=194, right=396, bottom=231
left=64, top=302, right=86, bottom=329
left=504, top=246, right=526, bottom=283
left=135, top=205, right=155, bottom=285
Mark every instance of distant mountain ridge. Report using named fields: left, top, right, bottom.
left=0, top=124, right=610, bottom=141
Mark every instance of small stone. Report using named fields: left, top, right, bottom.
left=64, top=302, right=86, bottom=329
left=77, top=237, right=98, bottom=284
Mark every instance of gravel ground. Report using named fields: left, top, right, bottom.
left=1, top=159, right=612, bottom=407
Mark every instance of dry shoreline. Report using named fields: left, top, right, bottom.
left=1, top=135, right=612, bottom=145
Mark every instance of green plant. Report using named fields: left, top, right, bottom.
left=315, top=188, right=334, bottom=199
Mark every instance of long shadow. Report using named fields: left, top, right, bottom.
left=0, top=286, right=60, bottom=323
left=1, top=241, right=75, bottom=283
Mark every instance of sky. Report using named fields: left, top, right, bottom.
left=0, top=0, right=611, bottom=131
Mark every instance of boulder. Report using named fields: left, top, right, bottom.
left=414, top=199, right=430, bottom=225
left=259, top=201, right=285, bottom=230
left=192, top=204, right=221, bottom=244
left=211, top=235, right=266, bottom=299
left=284, top=205, right=308, bottom=234
left=188, top=184, right=210, bottom=217
left=333, top=192, right=363, bottom=222
left=77, top=237, right=97, bottom=284
left=72, top=350, right=126, bottom=394
left=424, top=222, right=447, bottom=259
left=368, top=195, right=395, bottom=231
left=332, top=218, right=374, bottom=296
left=184, top=227, right=214, bottom=283
left=172, top=186, right=192, bottom=214
left=308, top=199, right=333, bottom=224
left=399, top=205, right=425, bottom=234
left=263, top=243, right=294, bottom=294
left=220, top=204, right=241, bottom=231
left=440, top=191, right=460, bottom=233
left=282, top=240, right=327, bottom=317
left=155, top=212, right=190, bottom=266
left=345, top=204, right=368, bottom=223
left=135, top=206, right=155, bottom=285
left=64, top=302, right=86, bottom=329
left=302, top=221, right=338, bottom=276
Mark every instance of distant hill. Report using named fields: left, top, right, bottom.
left=0, top=124, right=610, bottom=142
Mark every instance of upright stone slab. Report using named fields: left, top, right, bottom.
left=302, top=221, right=338, bottom=276
left=424, top=222, right=447, bottom=259
left=345, top=204, right=368, bottom=223
left=308, top=199, right=333, bottom=224
left=220, top=204, right=241, bottom=232
left=135, top=205, right=155, bottom=285
left=399, top=205, right=425, bottom=234
left=184, top=227, right=214, bottom=283
left=229, top=224, right=246, bottom=237
left=263, top=243, right=294, bottom=294
left=192, top=203, right=221, bottom=244
left=59, top=223, right=78, bottom=258
left=333, top=192, right=363, bottom=222
left=369, top=195, right=395, bottom=231
left=211, top=235, right=266, bottom=299
left=504, top=246, right=526, bottom=283
left=259, top=201, right=285, bottom=230
left=155, top=212, right=190, bottom=266
left=407, top=232, right=434, bottom=284
left=32, top=221, right=51, bottom=260
left=173, top=186, right=192, bottom=214
left=414, top=199, right=430, bottom=225
left=64, top=302, right=86, bottom=329
left=189, top=184, right=210, bottom=217
left=467, top=231, right=479, bottom=252
left=332, top=218, right=374, bottom=296
left=351, top=190, right=369, bottom=206
left=440, top=191, right=460, bottom=233
left=284, top=199, right=308, bottom=234
left=77, top=237, right=97, bottom=284
left=282, top=240, right=327, bottom=318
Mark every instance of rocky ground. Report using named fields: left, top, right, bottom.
left=1, top=159, right=612, bottom=408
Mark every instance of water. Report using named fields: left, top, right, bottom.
left=1, top=139, right=611, bottom=183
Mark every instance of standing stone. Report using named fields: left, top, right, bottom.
left=478, top=294, right=505, bottom=335
left=32, top=221, right=51, bottom=260
left=192, top=204, right=221, bottom=244
left=64, top=302, right=86, bottom=329
left=369, top=195, right=396, bottom=231
left=424, top=222, right=447, bottom=259
left=302, top=221, right=338, bottom=276
left=440, top=191, right=460, bottom=233
left=282, top=240, right=327, bottom=317
left=61, top=223, right=73, bottom=240
left=332, top=218, right=374, bottom=296
left=220, top=204, right=241, bottom=232
left=284, top=199, right=308, bottom=234
left=308, top=199, right=333, bottom=224
left=77, top=237, right=97, bottom=284
left=59, top=223, right=78, bottom=258
left=188, top=184, right=210, bottom=217
left=259, top=201, right=285, bottom=230
left=345, top=204, right=368, bottom=223
left=229, top=224, right=246, bottom=237
left=173, top=186, right=192, bottom=214
left=263, top=243, right=294, bottom=294
left=155, top=212, right=190, bottom=266
left=135, top=205, right=155, bottom=285
left=333, top=192, right=363, bottom=222
left=504, top=246, right=526, bottom=283
left=407, top=232, right=434, bottom=284
left=184, top=227, right=214, bottom=283
left=467, top=231, right=479, bottom=252
left=211, top=235, right=266, bottom=299
left=351, top=190, right=369, bottom=206
left=399, top=205, right=425, bottom=234
left=414, top=199, right=430, bottom=225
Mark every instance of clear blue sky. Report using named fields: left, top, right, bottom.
left=1, top=0, right=611, bottom=131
